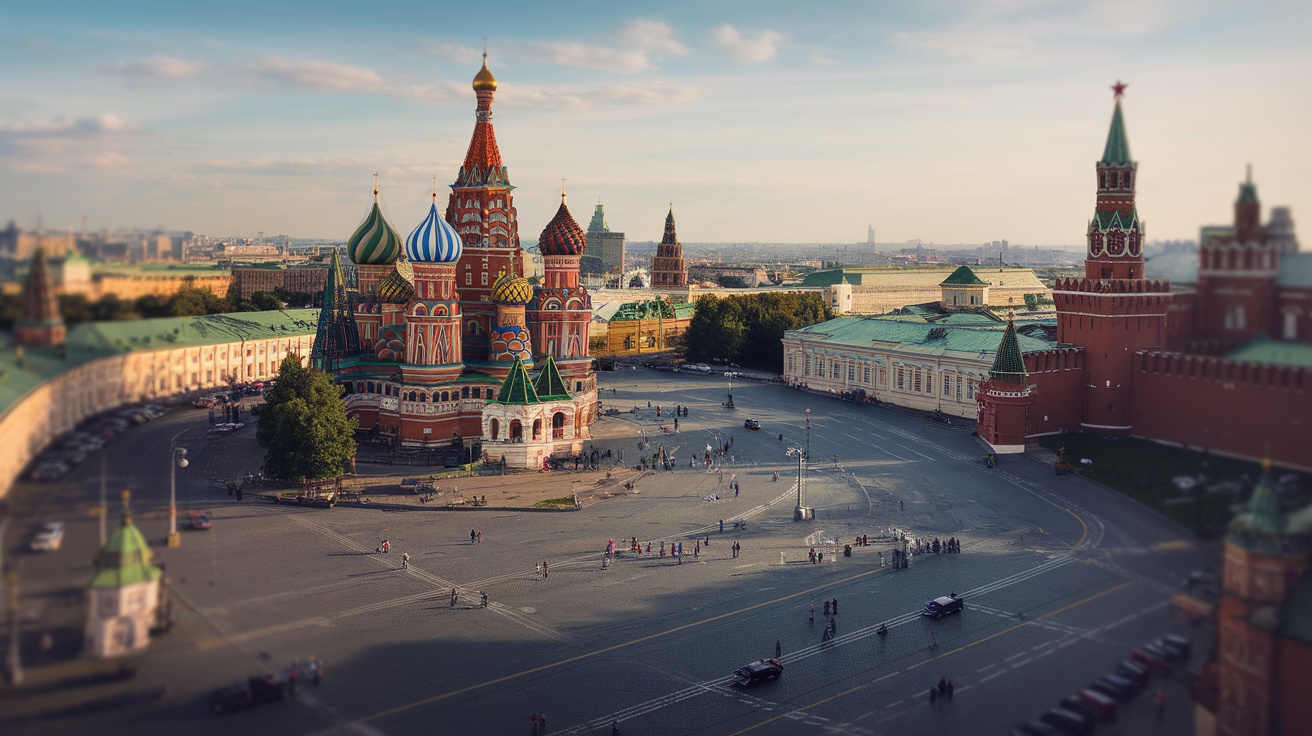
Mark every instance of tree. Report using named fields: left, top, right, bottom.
left=255, top=354, right=358, bottom=483
left=682, top=292, right=832, bottom=372
left=250, top=291, right=282, bottom=311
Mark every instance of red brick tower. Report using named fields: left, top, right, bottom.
left=447, top=53, right=526, bottom=361
left=528, top=191, right=593, bottom=383
left=1052, top=83, right=1171, bottom=434
left=976, top=314, right=1036, bottom=454
left=15, top=245, right=66, bottom=347
left=1212, top=460, right=1312, bottom=736
left=651, top=206, right=688, bottom=289
left=1196, top=167, right=1282, bottom=344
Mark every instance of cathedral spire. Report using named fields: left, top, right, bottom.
left=15, top=245, right=66, bottom=347
left=988, top=313, right=1028, bottom=384
left=311, top=249, right=361, bottom=370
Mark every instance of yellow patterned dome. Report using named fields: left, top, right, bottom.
left=472, top=53, right=498, bottom=92
left=491, top=272, right=532, bottom=304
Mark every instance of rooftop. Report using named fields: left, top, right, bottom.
left=0, top=309, right=319, bottom=419
left=785, top=314, right=1056, bottom=359
left=1225, top=339, right=1312, bottom=369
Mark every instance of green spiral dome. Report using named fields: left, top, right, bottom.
left=348, top=201, right=402, bottom=265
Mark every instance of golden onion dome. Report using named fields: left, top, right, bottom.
left=472, top=53, right=498, bottom=92
left=491, top=272, right=532, bottom=304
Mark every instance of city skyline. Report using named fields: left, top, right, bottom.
left=1, top=1, right=1308, bottom=245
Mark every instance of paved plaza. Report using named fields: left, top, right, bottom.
left=0, top=367, right=1213, bottom=735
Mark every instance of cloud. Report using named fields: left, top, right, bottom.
left=502, top=80, right=702, bottom=111
left=521, top=19, right=688, bottom=73
left=0, top=114, right=135, bottom=137
left=93, top=152, right=131, bottom=169
left=709, top=25, right=785, bottom=64
left=238, top=56, right=387, bottom=92
left=113, top=55, right=205, bottom=80
left=423, top=42, right=483, bottom=65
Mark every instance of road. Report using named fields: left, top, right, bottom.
left=0, top=368, right=1214, bottom=735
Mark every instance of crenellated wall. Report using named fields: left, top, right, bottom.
left=1129, top=350, right=1311, bottom=470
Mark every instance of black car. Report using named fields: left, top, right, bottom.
left=1115, top=659, right=1151, bottom=687
left=1161, top=634, right=1192, bottom=659
left=922, top=594, right=964, bottom=619
left=1040, top=707, right=1095, bottom=735
left=210, top=675, right=288, bottom=713
left=743, top=418, right=761, bottom=431
left=1090, top=674, right=1139, bottom=702
left=732, top=658, right=783, bottom=686
left=1013, top=720, right=1064, bottom=736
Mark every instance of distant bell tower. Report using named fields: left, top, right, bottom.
left=15, top=245, right=66, bottom=347
left=1052, top=82, right=1170, bottom=435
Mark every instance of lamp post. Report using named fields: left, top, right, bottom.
left=168, top=441, right=189, bottom=549
left=790, top=408, right=813, bottom=521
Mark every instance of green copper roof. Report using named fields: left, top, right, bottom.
left=940, top=265, right=987, bottom=286
left=987, top=318, right=1028, bottom=382
left=1225, top=339, right=1312, bottom=369
left=493, top=357, right=540, bottom=405
left=89, top=515, right=161, bottom=589
left=532, top=356, right=571, bottom=401
left=1227, top=462, right=1290, bottom=554
left=587, top=203, right=609, bottom=234
left=1091, top=209, right=1140, bottom=233
left=312, top=250, right=360, bottom=369
left=347, top=201, right=402, bottom=265
left=1101, top=100, right=1132, bottom=164
left=1236, top=167, right=1259, bottom=206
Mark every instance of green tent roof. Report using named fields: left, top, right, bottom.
left=532, top=356, right=571, bottom=401
left=987, top=318, right=1028, bottom=383
left=89, top=514, right=161, bottom=589
left=940, top=265, right=987, bottom=286
left=1101, top=100, right=1132, bottom=164
left=1227, top=462, right=1289, bottom=554
left=493, top=357, right=540, bottom=405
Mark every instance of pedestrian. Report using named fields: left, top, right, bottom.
left=310, top=656, right=322, bottom=685
left=402, top=552, right=410, bottom=569
left=660, top=541, right=665, bottom=557
left=720, top=519, right=724, bottom=533
left=477, top=531, right=482, bottom=544
left=531, top=713, right=538, bottom=735
left=823, top=600, right=830, bottom=616
left=543, top=561, right=548, bottom=579
left=938, top=677, right=947, bottom=695
left=471, top=529, right=477, bottom=543
left=832, top=598, right=838, bottom=615
left=535, top=561, right=541, bottom=578
left=540, top=712, right=547, bottom=734
left=775, top=640, right=782, bottom=658
left=900, top=499, right=904, bottom=511
left=818, top=551, right=824, bottom=563
left=450, top=588, right=458, bottom=607
left=809, top=603, right=815, bottom=622
left=879, top=551, right=885, bottom=566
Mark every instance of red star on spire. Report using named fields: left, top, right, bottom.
left=1111, top=80, right=1128, bottom=99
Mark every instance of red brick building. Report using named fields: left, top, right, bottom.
left=977, top=85, right=1312, bottom=471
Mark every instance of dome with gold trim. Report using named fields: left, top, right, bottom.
left=491, top=272, right=532, bottom=304
left=376, top=255, right=415, bottom=303
left=347, top=181, right=402, bottom=265
left=472, top=53, right=498, bottom=92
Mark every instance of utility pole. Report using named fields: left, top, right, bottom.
left=99, top=452, right=107, bottom=547
left=168, top=430, right=190, bottom=548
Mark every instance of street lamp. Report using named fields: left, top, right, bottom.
left=168, top=444, right=189, bottom=548
left=789, top=408, right=813, bottom=521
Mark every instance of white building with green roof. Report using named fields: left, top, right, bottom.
left=86, top=491, right=162, bottom=658
left=0, top=309, right=318, bottom=501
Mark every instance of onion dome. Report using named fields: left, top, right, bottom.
left=537, top=191, right=587, bottom=257
left=377, top=266, right=415, bottom=303
left=491, top=271, right=532, bottom=304
left=473, top=52, right=498, bottom=92
left=405, top=184, right=463, bottom=263
left=347, top=175, right=402, bottom=265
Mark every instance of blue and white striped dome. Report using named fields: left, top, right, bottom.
left=404, top=203, right=463, bottom=263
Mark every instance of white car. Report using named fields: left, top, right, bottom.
left=30, top=521, right=65, bottom=552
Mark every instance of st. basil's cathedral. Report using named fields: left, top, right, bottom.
left=312, top=56, right=596, bottom=470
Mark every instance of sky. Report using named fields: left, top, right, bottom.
left=0, top=0, right=1308, bottom=246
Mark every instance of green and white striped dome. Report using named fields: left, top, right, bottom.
left=347, top=180, right=402, bottom=265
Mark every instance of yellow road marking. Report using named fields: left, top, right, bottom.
left=728, top=580, right=1134, bottom=734
left=1064, top=508, right=1088, bottom=550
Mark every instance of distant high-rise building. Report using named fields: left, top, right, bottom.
left=867, top=224, right=875, bottom=245
left=583, top=202, right=625, bottom=276
left=1001, top=239, right=1009, bottom=264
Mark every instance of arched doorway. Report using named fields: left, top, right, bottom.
left=532, top=419, right=542, bottom=440
left=510, top=420, right=523, bottom=441
left=552, top=411, right=567, bottom=440
left=490, top=418, right=500, bottom=441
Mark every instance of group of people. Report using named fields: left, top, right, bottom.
left=929, top=676, right=955, bottom=704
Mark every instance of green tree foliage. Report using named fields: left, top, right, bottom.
left=683, top=292, right=832, bottom=372
left=250, top=291, right=282, bottom=311
left=255, top=354, right=358, bottom=483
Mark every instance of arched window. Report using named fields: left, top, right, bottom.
left=441, top=391, right=449, bottom=402
left=490, top=418, right=500, bottom=440
left=510, top=420, right=523, bottom=441
left=552, top=412, right=567, bottom=440
left=532, top=419, right=542, bottom=440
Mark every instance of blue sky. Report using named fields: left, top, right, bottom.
left=1, top=1, right=1308, bottom=245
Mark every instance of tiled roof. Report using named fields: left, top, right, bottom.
left=1091, top=209, right=1140, bottom=232
left=1101, top=100, right=1132, bottom=164
left=532, top=356, right=570, bottom=401
left=0, top=309, right=319, bottom=418
left=988, top=319, right=1028, bottom=382
left=1225, top=339, right=1312, bottom=369
left=940, top=265, right=986, bottom=286
left=493, top=357, right=540, bottom=405
left=89, top=503, right=162, bottom=589
left=538, top=199, right=587, bottom=257
left=785, top=315, right=1056, bottom=358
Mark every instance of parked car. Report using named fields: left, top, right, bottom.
left=1115, top=660, right=1151, bottom=687
left=210, top=675, right=288, bottom=712
left=30, top=521, right=65, bottom=552
left=1074, top=688, right=1118, bottom=720
left=1040, top=707, right=1095, bottom=735
left=188, top=511, right=214, bottom=530
left=1013, top=720, right=1064, bottom=736
left=922, top=593, right=964, bottom=619
left=1161, top=634, right=1192, bottom=659
left=1132, top=647, right=1173, bottom=674
left=30, top=462, right=69, bottom=481
left=743, top=418, right=761, bottom=431
left=1090, top=674, right=1140, bottom=702
left=732, top=658, right=784, bottom=686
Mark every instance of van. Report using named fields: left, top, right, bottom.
left=922, top=594, right=964, bottom=619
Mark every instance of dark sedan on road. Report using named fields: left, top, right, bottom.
left=732, top=658, right=783, bottom=686
left=210, top=675, right=288, bottom=713
left=922, top=593, right=964, bottom=619
left=743, top=418, right=761, bottom=431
